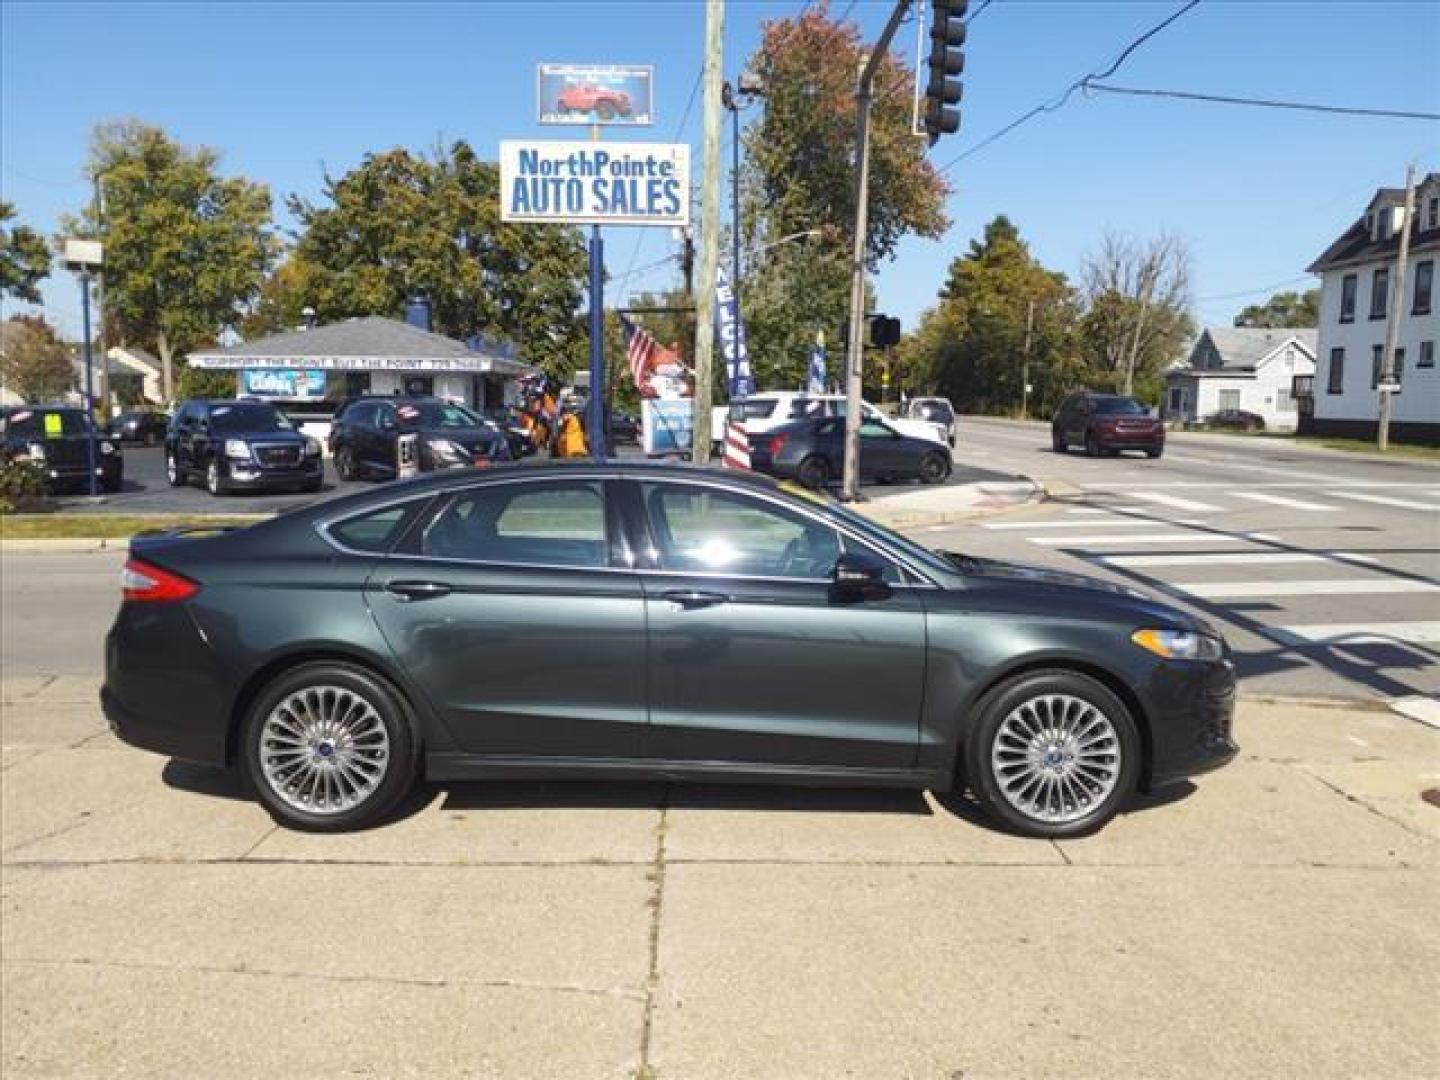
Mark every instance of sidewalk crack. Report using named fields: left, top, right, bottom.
left=1299, top=767, right=1436, bottom=842
left=635, top=785, right=671, bottom=1080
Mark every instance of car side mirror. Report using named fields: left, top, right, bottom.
left=830, top=551, right=893, bottom=604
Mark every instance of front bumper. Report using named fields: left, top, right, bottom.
left=1095, top=430, right=1165, bottom=451
left=1143, top=657, right=1239, bottom=788
left=223, top=458, right=322, bottom=490
left=42, top=458, right=123, bottom=489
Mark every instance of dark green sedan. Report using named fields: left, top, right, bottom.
left=103, top=463, right=1237, bottom=837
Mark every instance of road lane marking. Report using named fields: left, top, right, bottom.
left=1130, top=492, right=1224, bottom=512
left=984, top=519, right=1157, bottom=530
left=1174, top=579, right=1440, bottom=599
left=1076, top=481, right=1439, bottom=489
left=1267, top=621, right=1440, bottom=646
left=1030, top=533, right=1266, bottom=546
left=1231, top=492, right=1339, bottom=512
left=1098, top=552, right=1379, bottom=568
left=1329, top=491, right=1440, bottom=512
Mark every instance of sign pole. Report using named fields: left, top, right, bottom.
left=588, top=224, right=607, bottom=461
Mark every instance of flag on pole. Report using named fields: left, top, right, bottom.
left=715, top=265, right=754, bottom=400
left=807, top=331, right=827, bottom=394
left=620, top=315, right=686, bottom=399
left=722, top=421, right=751, bottom=470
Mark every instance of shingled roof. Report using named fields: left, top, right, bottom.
left=1308, top=173, right=1440, bottom=274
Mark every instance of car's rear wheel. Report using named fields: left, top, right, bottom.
left=918, top=451, right=949, bottom=485
left=965, top=670, right=1140, bottom=839
left=797, top=454, right=830, bottom=490
left=1051, top=429, right=1066, bottom=453
left=165, top=452, right=184, bottom=487
left=242, top=663, right=418, bottom=832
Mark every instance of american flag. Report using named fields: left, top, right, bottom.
left=619, top=316, right=677, bottom=397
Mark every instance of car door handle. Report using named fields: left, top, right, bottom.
left=661, top=589, right=729, bottom=610
left=385, top=580, right=453, bottom=602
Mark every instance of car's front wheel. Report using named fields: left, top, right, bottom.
left=334, top=444, right=356, bottom=481
left=965, top=670, right=1140, bottom=838
left=1051, top=429, right=1066, bottom=453
left=205, top=460, right=227, bottom=496
left=165, top=451, right=184, bottom=487
left=242, top=663, right=418, bottom=832
left=797, top=454, right=830, bottom=490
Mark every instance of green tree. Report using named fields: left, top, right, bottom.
left=0, top=202, right=52, bottom=304
left=278, top=142, right=589, bottom=380
left=737, top=1, right=949, bottom=393
left=69, top=120, right=278, bottom=402
left=1234, top=288, right=1320, bottom=328
left=175, top=365, right=236, bottom=400
left=0, top=318, right=73, bottom=402
left=901, top=216, right=1079, bottom=415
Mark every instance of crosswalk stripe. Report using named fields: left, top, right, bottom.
left=1268, top=621, right=1440, bottom=646
left=1173, top=579, right=1439, bottom=600
left=983, top=519, right=1157, bottom=530
left=1130, top=492, right=1224, bottom=512
left=1031, top=533, right=1260, bottom=546
left=1329, top=491, right=1440, bottom=512
left=1231, top=492, right=1338, bottom=512
left=1099, top=552, right=1379, bottom=568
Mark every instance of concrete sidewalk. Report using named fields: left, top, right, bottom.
left=3, top=675, right=1436, bottom=1078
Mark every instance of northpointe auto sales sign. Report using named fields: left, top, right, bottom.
left=499, top=141, right=689, bottom=227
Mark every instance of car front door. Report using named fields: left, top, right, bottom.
left=858, top=418, right=909, bottom=478
left=626, top=478, right=927, bottom=770
left=364, top=477, right=648, bottom=759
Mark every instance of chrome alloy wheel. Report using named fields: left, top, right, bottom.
left=259, top=686, right=390, bottom=815
left=990, top=693, right=1122, bottom=825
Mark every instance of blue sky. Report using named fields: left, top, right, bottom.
left=3, top=0, right=1437, bottom=343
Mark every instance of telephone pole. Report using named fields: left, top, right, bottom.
left=1021, top=297, right=1035, bottom=420
left=691, top=0, right=725, bottom=463
left=93, top=174, right=109, bottom=421
left=1377, top=164, right=1416, bottom=452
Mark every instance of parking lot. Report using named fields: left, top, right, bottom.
left=3, top=543, right=1437, bottom=1078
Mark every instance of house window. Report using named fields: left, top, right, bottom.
left=1339, top=274, right=1357, bottom=323
left=1218, top=389, right=1241, bottom=411
left=1420, top=341, right=1435, bottom=369
left=1167, top=386, right=1186, bottom=413
left=1327, top=348, right=1345, bottom=394
left=1276, top=387, right=1294, bottom=412
left=1372, top=345, right=1383, bottom=388
left=1429, top=196, right=1439, bottom=231
left=1413, top=260, right=1433, bottom=316
left=1370, top=346, right=1401, bottom=390
left=1370, top=267, right=1389, bottom=319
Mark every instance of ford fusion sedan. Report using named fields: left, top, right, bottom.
left=2, top=405, right=123, bottom=493
left=104, top=464, right=1237, bottom=837
left=329, top=396, right=510, bottom=481
left=166, top=399, right=323, bottom=496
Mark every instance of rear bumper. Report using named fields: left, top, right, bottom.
left=1143, top=658, right=1239, bottom=788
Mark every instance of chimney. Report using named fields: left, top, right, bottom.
left=404, top=293, right=433, bottom=333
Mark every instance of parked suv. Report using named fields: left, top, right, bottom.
left=2, top=405, right=123, bottom=493
left=329, top=396, right=510, bottom=481
left=166, top=399, right=323, bottom=496
left=1052, top=393, right=1164, bottom=458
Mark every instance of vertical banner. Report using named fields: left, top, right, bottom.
left=715, top=265, right=753, bottom=400
left=807, top=331, right=827, bottom=394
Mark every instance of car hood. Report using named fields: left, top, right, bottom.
left=415, top=426, right=505, bottom=446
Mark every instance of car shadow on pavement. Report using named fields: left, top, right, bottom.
left=439, top=780, right=932, bottom=816
left=933, top=781, right=1197, bottom=836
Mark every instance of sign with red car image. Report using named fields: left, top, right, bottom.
left=538, top=63, right=653, bottom=126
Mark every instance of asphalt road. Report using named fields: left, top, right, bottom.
left=923, top=417, right=1440, bottom=703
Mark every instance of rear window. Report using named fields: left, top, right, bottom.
left=730, top=399, right=777, bottom=421
left=1091, top=397, right=1148, bottom=416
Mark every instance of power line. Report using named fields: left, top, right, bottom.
left=936, top=0, right=1200, bottom=174
left=1086, top=82, right=1440, bottom=122
left=1195, top=275, right=1315, bottom=304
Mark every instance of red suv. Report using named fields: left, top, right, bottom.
left=1052, top=392, right=1165, bottom=458
left=557, top=83, right=633, bottom=120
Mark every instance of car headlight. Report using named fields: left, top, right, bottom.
left=99, top=440, right=117, bottom=455
left=224, top=439, right=251, bottom=460
left=1131, top=628, right=1224, bottom=661
left=429, top=438, right=468, bottom=463
left=303, top=437, right=321, bottom=457
left=27, top=442, right=46, bottom=462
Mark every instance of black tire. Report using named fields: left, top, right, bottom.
left=918, top=451, right=949, bottom=485
left=797, top=454, right=830, bottom=490
left=144, top=431, right=158, bottom=448
left=241, top=662, right=419, bottom=832
left=165, top=451, right=185, bottom=487
left=334, top=444, right=356, bottom=482
left=964, top=669, right=1141, bottom=839
left=205, top=459, right=227, bottom=497
left=101, top=475, right=122, bottom=495
left=1146, top=447, right=1163, bottom=459
left=1084, top=432, right=1101, bottom=458
left=303, top=475, right=324, bottom=493
left=1052, top=429, right=1066, bottom=454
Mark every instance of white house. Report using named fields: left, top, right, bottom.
left=1164, top=327, right=1317, bottom=430
left=1301, top=172, right=1440, bottom=444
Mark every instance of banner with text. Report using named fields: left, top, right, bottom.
left=715, top=265, right=753, bottom=400
left=499, top=141, right=690, bottom=227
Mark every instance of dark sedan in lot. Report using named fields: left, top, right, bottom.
left=104, top=464, right=1237, bottom=837
left=2, top=405, right=123, bottom=492
left=751, top=416, right=952, bottom=489
left=329, top=396, right=511, bottom=480
left=166, top=399, right=324, bottom=496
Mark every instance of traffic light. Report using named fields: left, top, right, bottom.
left=924, top=0, right=967, bottom=146
left=868, top=315, right=901, bottom=349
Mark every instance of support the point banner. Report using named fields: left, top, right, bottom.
left=807, top=332, right=827, bottom=394
left=499, top=141, right=690, bottom=227
left=716, top=265, right=753, bottom=400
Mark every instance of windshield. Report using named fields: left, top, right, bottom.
left=1092, top=397, right=1149, bottom=416
left=209, top=403, right=293, bottom=433
left=2, top=409, right=90, bottom=438
left=394, top=401, right=482, bottom=429
left=912, top=400, right=954, bottom=421
left=730, top=399, right=778, bottom=421
left=795, top=488, right=959, bottom=580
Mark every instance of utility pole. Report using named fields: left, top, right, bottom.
left=691, top=0, right=725, bottom=464
left=93, top=174, right=109, bottom=421
left=1377, top=164, right=1416, bottom=452
left=842, top=0, right=912, bottom=501
left=1021, top=297, right=1035, bottom=419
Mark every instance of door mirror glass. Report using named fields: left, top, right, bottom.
left=830, top=551, right=893, bottom=603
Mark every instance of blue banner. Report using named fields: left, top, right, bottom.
left=807, top=334, right=827, bottom=394
left=715, top=265, right=753, bottom=400
left=241, top=368, right=326, bottom=400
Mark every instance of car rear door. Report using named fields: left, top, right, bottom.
left=623, top=477, right=926, bottom=770
left=363, top=476, right=648, bottom=760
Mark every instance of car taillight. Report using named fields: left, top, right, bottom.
left=122, top=558, right=199, bottom=603
left=768, top=433, right=789, bottom=456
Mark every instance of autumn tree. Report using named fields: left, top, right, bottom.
left=0, top=318, right=72, bottom=403
left=1234, top=288, right=1320, bottom=328
left=68, top=121, right=278, bottom=401
left=739, top=1, right=950, bottom=391
left=274, top=142, right=589, bottom=380
left=0, top=202, right=52, bottom=304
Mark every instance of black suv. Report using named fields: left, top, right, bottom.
left=2, top=405, right=123, bottom=493
left=1052, top=392, right=1165, bottom=458
left=166, top=399, right=323, bottom=497
left=328, top=396, right=510, bottom=481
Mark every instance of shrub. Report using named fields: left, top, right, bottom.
left=0, top=458, right=50, bottom=514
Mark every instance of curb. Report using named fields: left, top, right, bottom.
left=1, top=538, right=125, bottom=554
left=857, top=476, right=1044, bottom=530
